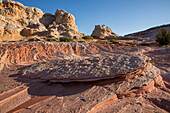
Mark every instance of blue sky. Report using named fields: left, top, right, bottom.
left=13, top=0, right=170, bottom=36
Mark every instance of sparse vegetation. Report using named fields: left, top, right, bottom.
left=151, top=62, right=155, bottom=65
left=140, top=42, right=150, bottom=46
left=82, top=36, right=94, bottom=40
left=125, top=42, right=136, bottom=45
left=96, top=40, right=109, bottom=44
left=110, top=39, right=118, bottom=43
left=42, top=37, right=58, bottom=42
left=59, top=37, right=73, bottom=42
left=155, top=29, right=170, bottom=46
left=78, top=40, right=86, bottom=43
left=119, top=50, right=125, bottom=52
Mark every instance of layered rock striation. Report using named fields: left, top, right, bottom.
left=0, top=42, right=168, bottom=113
left=0, top=42, right=161, bottom=84
left=0, top=1, right=85, bottom=42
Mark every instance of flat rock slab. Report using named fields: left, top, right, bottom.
left=21, top=53, right=150, bottom=82
left=14, top=63, right=162, bottom=113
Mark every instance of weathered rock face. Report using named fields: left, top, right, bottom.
left=91, top=25, right=119, bottom=39
left=21, top=53, right=150, bottom=82
left=0, top=1, right=46, bottom=41
left=125, top=24, right=170, bottom=38
left=55, top=9, right=75, bottom=25
left=48, top=9, right=85, bottom=38
left=0, top=1, right=85, bottom=42
left=0, top=42, right=135, bottom=69
left=39, top=13, right=55, bottom=28
left=0, top=42, right=168, bottom=113
left=0, top=42, right=159, bottom=83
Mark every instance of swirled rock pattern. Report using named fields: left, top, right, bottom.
left=0, top=42, right=169, bottom=113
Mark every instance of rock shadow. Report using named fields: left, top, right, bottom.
left=39, top=13, right=55, bottom=28
left=9, top=71, right=123, bottom=97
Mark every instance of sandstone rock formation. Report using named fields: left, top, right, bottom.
left=0, top=42, right=169, bottom=113
left=91, top=25, right=119, bottom=39
left=0, top=1, right=169, bottom=113
left=48, top=9, right=85, bottom=38
left=21, top=53, right=150, bottom=82
left=125, top=24, right=170, bottom=38
left=55, top=9, right=75, bottom=25
left=0, top=1, right=85, bottom=42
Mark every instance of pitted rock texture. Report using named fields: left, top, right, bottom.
left=0, top=1, right=45, bottom=41
left=0, top=1, right=85, bottom=42
left=0, top=42, right=169, bottom=113
left=8, top=64, right=164, bottom=113
left=21, top=53, right=150, bottom=82
left=0, top=42, right=147, bottom=71
left=55, top=9, right=75, bottom=25
left=48, top=9, right=85, bottom=38
left=91, top=25, right=119, bottom=39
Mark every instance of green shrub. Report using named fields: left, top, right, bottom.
left=42, top=37, right=58, bottom=42
left=82, top=36, right=93, bottom=40
left=60, top=37, right=73, bottom=42
left=96, top=40, right=109, bottom=44
left=151, top=62, right=155, bottom=65
left=110, top=39, right=118, bottom=43
left=125, top=42, right=136, bottom=45
left=155, top=29, right=170, bottom=46
left=78, top=40, right=86, bottom=43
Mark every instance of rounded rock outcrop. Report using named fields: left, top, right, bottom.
left=55, top=9, right=75, bottom=25
left=91, top=25, right=119, bottom=39
left=0, top=1, right=85, bottom=42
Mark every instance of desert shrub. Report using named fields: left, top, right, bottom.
left=113, top=37, right=118, bottom=40
left=73, top=36, right=77, bottom=39
left=96, top=40, right=109, bottom=44
left=151, top=62, right=155, bottom=65
left=48, top=39, right=58, bottom=42
left=140, top=42, right=150, bottom=46
left=155, top=29, right=170, bottom=46
left=110, top=39, right=118, bottom=43
left=78, top=40, right=86, bottom=43
left=82, top=36, right=93, bottom=40
left=60, top=37, right=73, bottom=42
left=125, top=42, right=136, bottom=45
left=42, top=37, right=58, bottom=42
left=28, top=38, right=41, bottom=41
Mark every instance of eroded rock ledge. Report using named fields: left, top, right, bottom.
left=0, top=42, right=168, bottom=113
left=21, top=53, right=150, bottom=82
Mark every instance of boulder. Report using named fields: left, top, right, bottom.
left=91, top=25, right=119, bottom=39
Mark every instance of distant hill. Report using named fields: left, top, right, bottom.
left=125, top=24, right=170, bottom=38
